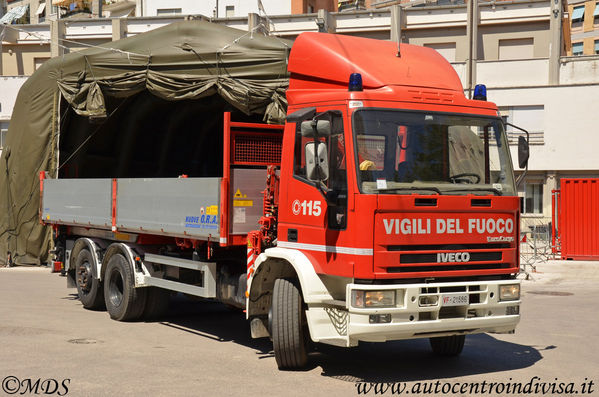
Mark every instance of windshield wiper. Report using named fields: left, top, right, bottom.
left=446, top=187, right=502, bottom=196
left=373, top=187, right=442, bottom=195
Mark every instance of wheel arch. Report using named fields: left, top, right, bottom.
left=69, top=238, right=106, bottom=281
left=246, top=247, right=333, bottom=319
left=100, top=243, right=141, bottom=286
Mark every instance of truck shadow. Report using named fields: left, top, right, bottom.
left=314, top=335, right=544, bottom=382
left=152, top=296, right=273, bottom=356
left=152, top=297, right=543, bottom=382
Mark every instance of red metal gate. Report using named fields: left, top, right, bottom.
left=555, top=178, right=599, bottom=261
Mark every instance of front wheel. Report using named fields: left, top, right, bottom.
left=104, top=254, right=147, bottom=321
left=429, top=335, right=466, bottom=356
left=272, top=278, right=309, bottom=370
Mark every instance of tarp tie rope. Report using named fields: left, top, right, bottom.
left=2, top=24, right=150, bottom=59
left=84, top=56, right=97, bottom=80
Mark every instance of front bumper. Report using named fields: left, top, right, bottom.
left=305, top=279, right=520, bottom=347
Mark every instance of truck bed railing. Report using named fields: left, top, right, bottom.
left=40, top=112, right=284, bottom=249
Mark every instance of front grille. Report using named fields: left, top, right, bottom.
left=379, top=243, right=516, bottom=277
left=439, top=306, right=464, bottom=319
left=388, top=263, right=512, bottom=273
left=400, top=252, right=502, bottom=264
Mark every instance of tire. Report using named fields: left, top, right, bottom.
left=429, top=335, right=466, bottom=356
left=272, top=278, right=309, bottom=370
left=75, top=248, right=105, bottom=310
left=143, top=287, right=170, bottom=320
left=104, top=253, right=147, bottom=321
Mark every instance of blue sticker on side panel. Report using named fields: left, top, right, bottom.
left=185, top=215, right=218, bottom=230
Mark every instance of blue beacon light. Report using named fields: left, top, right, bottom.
left=473, top=84, right=487, bottom=101
left=348, top=73, right=363, bottom=92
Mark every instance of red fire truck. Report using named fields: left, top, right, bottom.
left=41, top=32, right=527, bottom=369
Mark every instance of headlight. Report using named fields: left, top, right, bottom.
left=499, top=284, right=520, bottom=301
left=352, top=290, right=395, bottom=308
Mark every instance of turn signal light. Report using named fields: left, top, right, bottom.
left=499, top=284, right=520, bottom=301
left=352, top=290, right=395, bottom=308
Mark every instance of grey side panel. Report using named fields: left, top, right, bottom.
left=230, top=169, right=266, bottom=235
left=42, top=179, right=112, bottom=227
left=116, top=178, right=221, bottom=239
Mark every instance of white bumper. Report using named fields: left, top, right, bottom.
left=305, top=280, right=520, bottom=347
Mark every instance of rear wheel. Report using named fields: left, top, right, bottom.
left=272, top=278, right=309, bottom=370
left=75, top=248, right=104, bottom=310
left=104, top=254, right=147, bottom=321
left=429, top=335, right=466, bottom=356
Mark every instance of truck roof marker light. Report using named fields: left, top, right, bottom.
left=348, top=73, right=363, bottom=92
left=349, top=100, right=363, bottom=109
left=473, top=84, right=487, bottom=101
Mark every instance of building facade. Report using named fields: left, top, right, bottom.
left=567, top=0, right=599, bottom=55
left=1, top=0, right=598, bottom=235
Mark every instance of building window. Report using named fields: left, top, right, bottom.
left=595, top=40, right=599, bottom=54
left=156, top=8, right=182, bottom=15
left=0, top=129, right=6, bottom=149
left=572, top=42, right=584, bottom=56
left=338, top=0, right=366, bottom=11
left=595, top=3, right=599, bottom=24
left=34, top=57, right=50, bottom=71
left=572, top=5, right=585, bottom=23
left=498, top=38, right=534, bottom=60
left=36, top=1, right=46, bottom=22
left=423, top=42, right=456, bottom=62
left=520, top=182, right=543, bottom=214
left=307, top=4, right=314, bottom=13
left=225, top=5, right=234, bottom=17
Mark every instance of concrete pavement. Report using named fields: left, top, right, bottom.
left=0, top=260, right=597, bottom=396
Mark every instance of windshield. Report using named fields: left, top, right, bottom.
left=353, top=109, right=516, bottom=195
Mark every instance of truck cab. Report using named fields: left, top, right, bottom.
left=247, top=33, right=522, bottom=369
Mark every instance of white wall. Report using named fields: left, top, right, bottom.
left=0, top=76, right=26, bottom=158
left=559, top=56, right=599, bottom=84
left=489, top=84, right=599, bottom=172
left=477, top=58, right=549, bottom=87
left=142, top=0, right=291, bottom=18
left=0, top=76, right=27, bottom=120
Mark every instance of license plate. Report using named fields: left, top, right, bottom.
left=441, top=293, right=469, bottom=307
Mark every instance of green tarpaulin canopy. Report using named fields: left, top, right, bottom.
left=0, top=20, right=291, bottom=265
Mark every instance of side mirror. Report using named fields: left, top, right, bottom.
left=518, top=135, right=529, bottom=169
left=305, top=142, right=329, bottom=182
left=301, top=120, right=331, bottom=138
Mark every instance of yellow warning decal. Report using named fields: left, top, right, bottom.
left=114, top=232, right=132, bottom=241
left=233, top=189, right=253, bottom=207
left=206, top=205, right=219, bottom=215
